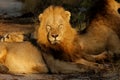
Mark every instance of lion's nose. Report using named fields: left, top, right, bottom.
left=52, top=34, right=58, bottom=38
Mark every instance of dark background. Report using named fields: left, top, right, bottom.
left=0, top=0, right=119, bottom=27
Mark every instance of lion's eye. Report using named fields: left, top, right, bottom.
left=46, top=25, right=51, bottom=32
left=58, top=24, right=63, bottom=29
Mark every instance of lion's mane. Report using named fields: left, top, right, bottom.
left=37, top=6, right=85, bottom=61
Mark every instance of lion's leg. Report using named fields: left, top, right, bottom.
left=0, top=45, right=7, bottom=64
left=107, top=31, right=120, bottom=59
left=0, top=45, right=9, bottom=73
left=42, top=52, right=90, bottom=73
left=91, top=51, right=109, bottom=61
left=83, top=51, right=111, bottom=62
left=0, top=63, right=9, bottom=73
left=75, top=58, right=104, bottom=70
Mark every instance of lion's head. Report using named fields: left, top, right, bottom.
left=1, top=32, right=24, bottom=42
left=37, top=6, right=77, bottom=47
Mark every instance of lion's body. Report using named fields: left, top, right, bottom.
left=0, top=42, right=48, bottom=74
left=36, top=4, right=120, bottom=73
left=80, top=0, right=120, bottom=55
left=89, top=0, right=120, bottom=38
left=79, top=20, right=120, bottom=55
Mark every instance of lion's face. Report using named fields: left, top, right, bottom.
left=38, top=6, right=72, bottom=45
left=45, top=15, right=66, bottom=44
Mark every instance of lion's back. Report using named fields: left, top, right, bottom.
left=0, top=42, right=48, bottom=74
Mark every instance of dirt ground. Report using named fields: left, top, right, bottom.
left=0, top=20, right=120, bottom=80
left=0, top=71, right=119, bottom=80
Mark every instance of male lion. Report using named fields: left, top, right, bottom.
left=0, top=42, right=48, bottom=74
left=36, top=6, right=120, bottom=73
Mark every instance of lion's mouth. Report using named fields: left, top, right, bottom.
left=49, top=38, right=60, bottom=45
left=51, top=40, right=60, bottom=45
left=48, top=35, right=61, bottom=45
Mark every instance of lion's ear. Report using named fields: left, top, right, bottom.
left=38, top=14, right=43, bottom=21
left=65, top=11, right=71, bottom=21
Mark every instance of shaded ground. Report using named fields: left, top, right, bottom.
left=0, top=72, right=119, bottom=80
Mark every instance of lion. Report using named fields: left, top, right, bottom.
left=36, top=5, right=120, bottom=73
left=0, top=41, right=48, bottom=74
left=0, top=32, right=24, bottom=42
left=88, top=0, right=120, bottom=38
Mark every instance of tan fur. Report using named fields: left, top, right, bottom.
left=89, top=0, right=120, bottom=37
left=104, top=0, right=120, bottom=36
left=81, top=0, right=120, bottom=55
left=1, top=32, right=24, bottom=42
left=0, top=42, right=48, bottom=74
left=75, top=1, right=120, bottom=71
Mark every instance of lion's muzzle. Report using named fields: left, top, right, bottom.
left=48, top=33, right=61, bottom=45
left=51, top=34, right=58, bottom=38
